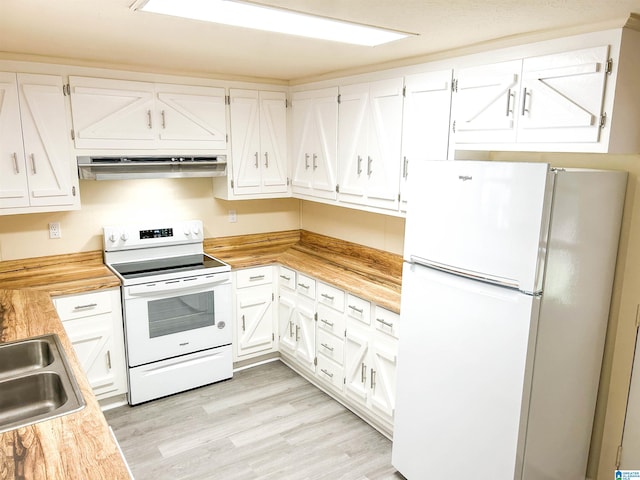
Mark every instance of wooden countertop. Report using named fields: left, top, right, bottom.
left=206, top=230, right=402, bottom=313
left=0, top=289, right=131, bottom=479
left=0, top=251, right=120, bottom=296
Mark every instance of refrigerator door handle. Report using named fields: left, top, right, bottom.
left=409, top=255, right=523, bottom=291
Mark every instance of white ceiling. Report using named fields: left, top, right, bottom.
left=1, top=0, right=639, bottom=83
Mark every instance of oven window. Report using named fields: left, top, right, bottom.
left=147, top=291, right=214, bottom=338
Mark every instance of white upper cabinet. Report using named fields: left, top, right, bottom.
left=69, top=76, right=227, bottom=150
left=451, top=59, right=521, bottom=144
left=517, top=46, right=609, bottom=143
left=337, top=78, right=404, bottom=211
left=453, top=46, right=609, bottom=145
left=450, top=40, right=633, bottom=152
left=290, top=87, right=338, bottom=201
left=400, top=70, right=453, bottom=211
left=0, top=72, right=78, bottom=214
left=229, top=89, right=288, bottom=196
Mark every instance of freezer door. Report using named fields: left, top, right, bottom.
left=403, top=160, right=553, bottom=293
left=392, top=263, right=540, bottom=480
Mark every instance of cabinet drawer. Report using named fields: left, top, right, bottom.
left=373, top=306, right=400, bottom=339
left=54, top=290, right=113, bottom=321
left=316, top=355, right=344, bottom=392
left=317, top=282, right=345, bottom=312
left=278, top=266, right=296, bottom=291
left=296, top=273, right=316, bottom=300
left=236, top=266, right=273, bottom=288
left=317, top=328, right=345, bottom=365
left=346, top=294, right=371, bottom=325
left=317, top=304, right=346, bottom=338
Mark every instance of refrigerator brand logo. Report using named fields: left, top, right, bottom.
left=458, top=175, right=473, bottom=181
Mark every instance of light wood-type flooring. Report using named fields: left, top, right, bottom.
left=104, top=360, right=405, bottom=480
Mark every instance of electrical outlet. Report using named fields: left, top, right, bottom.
left=49, top=222, right=61, bottom=239
left=228, top=210, right=237, bottom=223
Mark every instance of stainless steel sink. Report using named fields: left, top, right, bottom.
left=0, top=334, right=85, bottom=433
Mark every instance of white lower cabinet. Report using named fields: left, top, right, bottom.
left=233, top=266, right=276, bottom=360
left=53, top=288, right=127, bottom=401
left=275, top=265, right=399, bottom=435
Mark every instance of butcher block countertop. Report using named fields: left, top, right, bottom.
left=205, top=230, right=403, bottom=313
left=0, top=289, right=131, bottom=480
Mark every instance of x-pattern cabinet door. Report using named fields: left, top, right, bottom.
left=295, top=298, right=316, bottom=373
left=345, top=326, right=370, bottom=406
left=236, top=283, right=275, bottom=358
left=369, top=338, right=398, bottom=419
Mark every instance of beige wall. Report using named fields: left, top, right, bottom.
left=0, top=178, right=301, bottom=261
left=490, top=152, right=639, bottom=480
left=300, top=201, right=405, bottom=255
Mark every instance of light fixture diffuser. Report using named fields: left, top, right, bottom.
left=133, top=0, right=414, bottom=46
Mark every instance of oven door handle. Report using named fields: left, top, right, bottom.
left=126, top=276, right=229, bottom=297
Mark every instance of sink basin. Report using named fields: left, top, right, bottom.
left=0, top=334, right=85, bottom=434
left=0, top=338, right=54, bottom=381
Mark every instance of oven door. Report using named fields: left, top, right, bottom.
left=123, top=273, right=231, bottom=366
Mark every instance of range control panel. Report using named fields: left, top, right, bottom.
left=103, top=220, right=203, bottom=251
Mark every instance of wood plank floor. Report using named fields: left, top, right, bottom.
left=104, top=360, right=405, bottom=480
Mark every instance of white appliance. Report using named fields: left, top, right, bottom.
left=103, top=219, right=233, bottom=405
left=392, top=160, right=627, bottom=479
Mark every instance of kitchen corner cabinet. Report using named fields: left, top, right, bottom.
left=229, top=89, right=288, bottom=196
left=53, top=288, right=127, bottom=401
left=290, top=87, right=339, bottom=201
left=0, top=72, right=78, bottom=214
left=337, top=78, right=404, bottom=211
left=68, top=76, right=227, bottom=150
left=400, top=70, right=453, bottom=211
left=233, top=266, right=277, bottom=361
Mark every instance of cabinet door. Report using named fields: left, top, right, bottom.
left=69, top=76, right=156, bottom=148
left=63, top=314, right=123, bottom=399
left=295, top=298, right=316, bottom=373
left=17, top=74, right=77, bottom=207
left=258, top=91, right=288, bottom=193
left=345, top=326, right=369, bottom=405
left=452, top=60, right=521, bottom=144
left=236, top=284, right=275, bottom=358
left=291, top=88, right=338, bottom=200
left=278, top=290, right=297, bottom=355
left=369, top=337, right=398, bottom=420
left=337, top=82, right=369, bottom=200
left=365, top=78, right=404, bottom=210
left=518, top=46, right=609, bottom=143
left=400, top=70, right=453, bottom=210
left=230, top=89, right=262, bottom=195
left=0, top=73, right=29, bottom=208
left=155, top=83, right=227, bottom=149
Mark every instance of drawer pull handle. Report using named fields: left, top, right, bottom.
left=376, top=317, right=394, bottom=328
left=249, top=275, right=265, bottom=281
left=321, top=293, right=335, bottom=301
left=320, top=318, right=334, bottom=328
left=295, top=325, right=300, bottom=341
left=161, top=110, right=166, bottom=129
left=242, top=314, right=246, bottom=331
left=289, top=321, right=294, bottom=337
left=361, top=362, right=367, bottom=383
left=304, top=153, right=310, bottom=170
left=349, top=305, right=363, bottom=314
left=320, top=368, right=334, bottom=378
left=147, top=109, right=153, bottom=129
left=73, top=303, right=98, bottom=311
left=297, top=283, right=310, bottom=289
left=371, top=369, right=376, bottom=390
left=280, top=274, right=291, bottom=281
left=264, top=152, right=269, bottom=168
left=320, top=342, right=334, bottom=352
left=106, top=350, right=112, bottom=370
left=30, top=153, right=36, bottom=174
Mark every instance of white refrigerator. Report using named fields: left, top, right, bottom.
left=392, top=160, right=627, bottom=479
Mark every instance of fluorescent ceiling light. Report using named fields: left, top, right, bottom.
left=133, top=0, right=414, bottom=46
